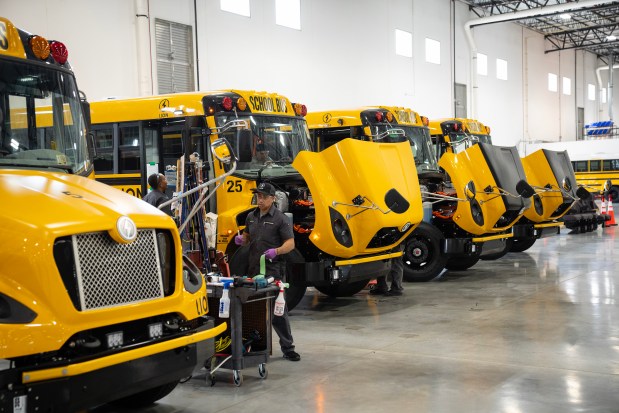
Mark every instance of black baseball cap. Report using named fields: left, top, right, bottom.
left=252, top=182, right=276, bottom=196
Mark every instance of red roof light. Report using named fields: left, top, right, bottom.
left=222, top=96, right=233, bottom=111
left=50, top=41, right=68, bottom=64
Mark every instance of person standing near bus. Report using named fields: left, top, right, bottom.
left=234, top=182, right=301, bottom=361
left=143, top=173, right=171, bottom=215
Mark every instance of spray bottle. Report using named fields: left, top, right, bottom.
left=219, top=280, right=232, bottom=318
left=274, top=281, right=286, bottom=317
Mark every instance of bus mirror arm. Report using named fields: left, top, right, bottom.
left=210, top=119, right=250, bottom=134
left=372, top=128, right=405, bottom=141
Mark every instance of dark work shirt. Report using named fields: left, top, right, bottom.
left=142, top=189, right=171, bottom=215
left=244, top=204, right=294, bottom=277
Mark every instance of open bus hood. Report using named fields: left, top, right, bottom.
left=521, top=149, right=577, bottom=222
left=292, top=139, right=422, bottom=259
left=439, top=143, right=530, bottom=235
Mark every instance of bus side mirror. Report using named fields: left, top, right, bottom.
left=237, top=129, right=253, bottom=163
left=576, top=186, right=591, bottom=200
left=516, top=180, right=535, bottom=199
left=211, top=138, right=236, bottom=164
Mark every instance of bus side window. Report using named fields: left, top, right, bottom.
left=119, top=124, right=140, bottom=173
left=573, top=161, right=588, bottom=172
left=93, top=126, right=113, bottom=173
left=603, top=159, right=619, bottom=171
left=590, top=160, right=601, bottom=172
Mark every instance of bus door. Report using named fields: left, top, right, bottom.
left=161, top=119, right=184, bottom=199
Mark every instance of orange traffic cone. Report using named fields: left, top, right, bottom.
left=607, top=195, right=617, bottom=226
left=601, top=196, right=607, bottom=214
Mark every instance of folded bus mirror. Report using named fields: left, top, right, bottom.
left=576, top=186, right=591, bottom=200
left=562, top=177, right=572, bottom=192
left=237, top=129, right=253, bottom=163
left=384, top=188, right=410, bottom=214
left=516, top=180, right=535, bottom=199
left=211, top=138, right=235, bottom=164
left=464, top=180, right=476, bottom=200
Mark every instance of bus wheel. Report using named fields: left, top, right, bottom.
left=480, top=238, right=513, bottom=260
left=509, top=237, right=536, bottom=253
left=610, top=186, right=619, bottom=203
left=446, top=251, right=481, bottom=271
left=111, top=381, right=179, bottom=408
left=402, top=222, right=447, bottom=282
left=314, top=279, right=370, bottom=297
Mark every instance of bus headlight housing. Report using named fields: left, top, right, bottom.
left=0, top=293, right=37, bottom=324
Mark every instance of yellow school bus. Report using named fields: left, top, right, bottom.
left=0, top=17, right=224, bottom=412
left=91, top=91, right=423, bottom=308
left=430, top=118, right=592, bottom=252
left=308, top=107, right=533, bottom=281
left=571, top=155, right=619, bottom=202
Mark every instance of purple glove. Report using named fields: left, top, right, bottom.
left=234, top=235, right=245, bottom=245
left=264, top=248, right=278, bottom=260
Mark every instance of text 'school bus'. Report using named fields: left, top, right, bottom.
left=0, top=16, right=224, bottom=412
left=90, top=91, right=424, bottom=309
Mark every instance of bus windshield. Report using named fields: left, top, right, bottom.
left=370, top=124, right=439, bottom=173
left=215, top=114, right=311, bottom=177
left=0, top=61, right=90, bottom=174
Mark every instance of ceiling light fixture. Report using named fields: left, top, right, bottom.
left=607, top=35, right=617, bottom=42
left=559, top=13, right=571, bottom=20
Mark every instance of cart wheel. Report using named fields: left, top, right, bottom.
left=258, top=363, right=268, bottom=379
left=233, top=370, right=243, bottom=387
left=208, top=373, right=216, bottom=387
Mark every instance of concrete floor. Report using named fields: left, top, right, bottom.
left=96, top=226, right=619, bottom=413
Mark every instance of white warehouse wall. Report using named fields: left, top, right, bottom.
left=2, top=0, right=607, bottom=147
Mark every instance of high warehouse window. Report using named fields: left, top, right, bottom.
left=155, top=19, right=195, bottom=94
left=425, top=38, right=440, bottom=65
left=395, top=29, right=412, bottom=58
left=563, top=77, right=571, bottom=95
left=496, top=58, right=508, bottom=80
left=477, top=53, right=487, bottom=76
left=220, top=0, right=250, bottom=17
left=548, top=73, right=558, bottom=92
left=588, top=84, right=596, bottom=101
left=276, top=0, right=301, bottom=30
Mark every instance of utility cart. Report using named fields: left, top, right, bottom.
left=205, top=282, right=279, bottom=386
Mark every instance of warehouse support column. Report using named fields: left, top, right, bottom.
left=609, top=54, right=614, bottom=122
left=136, top=0, right=153, bottom=96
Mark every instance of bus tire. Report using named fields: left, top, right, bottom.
left=480, top=238, right=513, bottom=260
left=111, top=381, right=178, bottom=408
left=228, top=247, right=307, bottom=311
left=446, top=252, right=481, bottom=271
left=509, top=237, right=536, bottom=253
left=402, top=222, right=447, bottom=282
left=610, top=186, right=619, bottom=203
left=314, top=279, right=370, bottom=297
